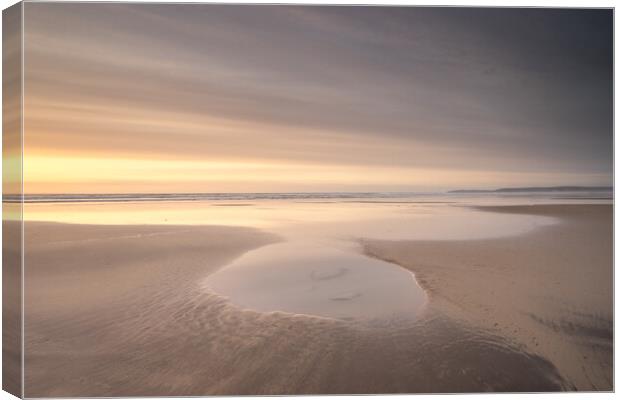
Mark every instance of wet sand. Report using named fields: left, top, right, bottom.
left=364, top=204, right=613, bottom=390
left=23, top=204, right=611, bottom=395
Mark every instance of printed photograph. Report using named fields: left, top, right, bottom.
left=2, top=2, right=613, bottom=396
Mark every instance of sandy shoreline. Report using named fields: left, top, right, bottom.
left=22, top=204, right=612, bottom=395
left=364, top=204, right=613, bottom=390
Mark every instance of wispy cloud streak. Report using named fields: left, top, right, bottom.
left=23, top=4, right=612, bottom=192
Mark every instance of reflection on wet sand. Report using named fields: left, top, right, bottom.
left=24, top=198, right=557, bottom=241
left=24, top=221, right=566, bottom=397
left=364, top=205, right=613, bottom=390
left=22, top=202, right=612, bottom=395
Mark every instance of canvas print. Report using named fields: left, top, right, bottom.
left=2, top=2, right=614, bottom=397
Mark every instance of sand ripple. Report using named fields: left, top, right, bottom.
left=23, top=220, right=577, bottom=396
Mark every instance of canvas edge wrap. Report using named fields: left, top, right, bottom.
left=3, top=1, right=24, bottom=398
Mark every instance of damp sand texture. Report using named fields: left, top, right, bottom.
left=22, top=204, right=612, bottom=395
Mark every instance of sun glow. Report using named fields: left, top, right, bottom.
left=24, top=153, right=594, bottom=194
left=24, top=154, right=430, bottom=193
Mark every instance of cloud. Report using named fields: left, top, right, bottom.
left=23, top=4, right=613, bottom=191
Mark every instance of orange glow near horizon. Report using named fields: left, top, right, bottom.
left=20, top=4, right=611, bottom=194
left=23, top=154, right=448, bottom=193
left=23, top=153, right=608, bottom=194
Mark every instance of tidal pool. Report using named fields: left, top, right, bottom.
left=202, top=241, right=427, bottom=322
left=25, top=196, right=562, bottom=322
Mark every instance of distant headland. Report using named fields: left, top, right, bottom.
left=448, top=186, right=613, bottom=194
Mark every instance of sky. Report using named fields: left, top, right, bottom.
left=23, top=4, right=613, bottom=193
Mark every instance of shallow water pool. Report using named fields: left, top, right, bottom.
left=202, top=241, right=427, bottom=322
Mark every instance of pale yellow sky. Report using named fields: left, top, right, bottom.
left=22, top=4, right=613, bottom=194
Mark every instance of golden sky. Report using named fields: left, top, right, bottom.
left=22, top=4, right=613, bottom=194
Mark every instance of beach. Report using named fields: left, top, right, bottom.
left=364, top=204, right=613, bottom=390
left=22, top=202, right=612, bottom=395
left=10, top=4, right=613, bottom=397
